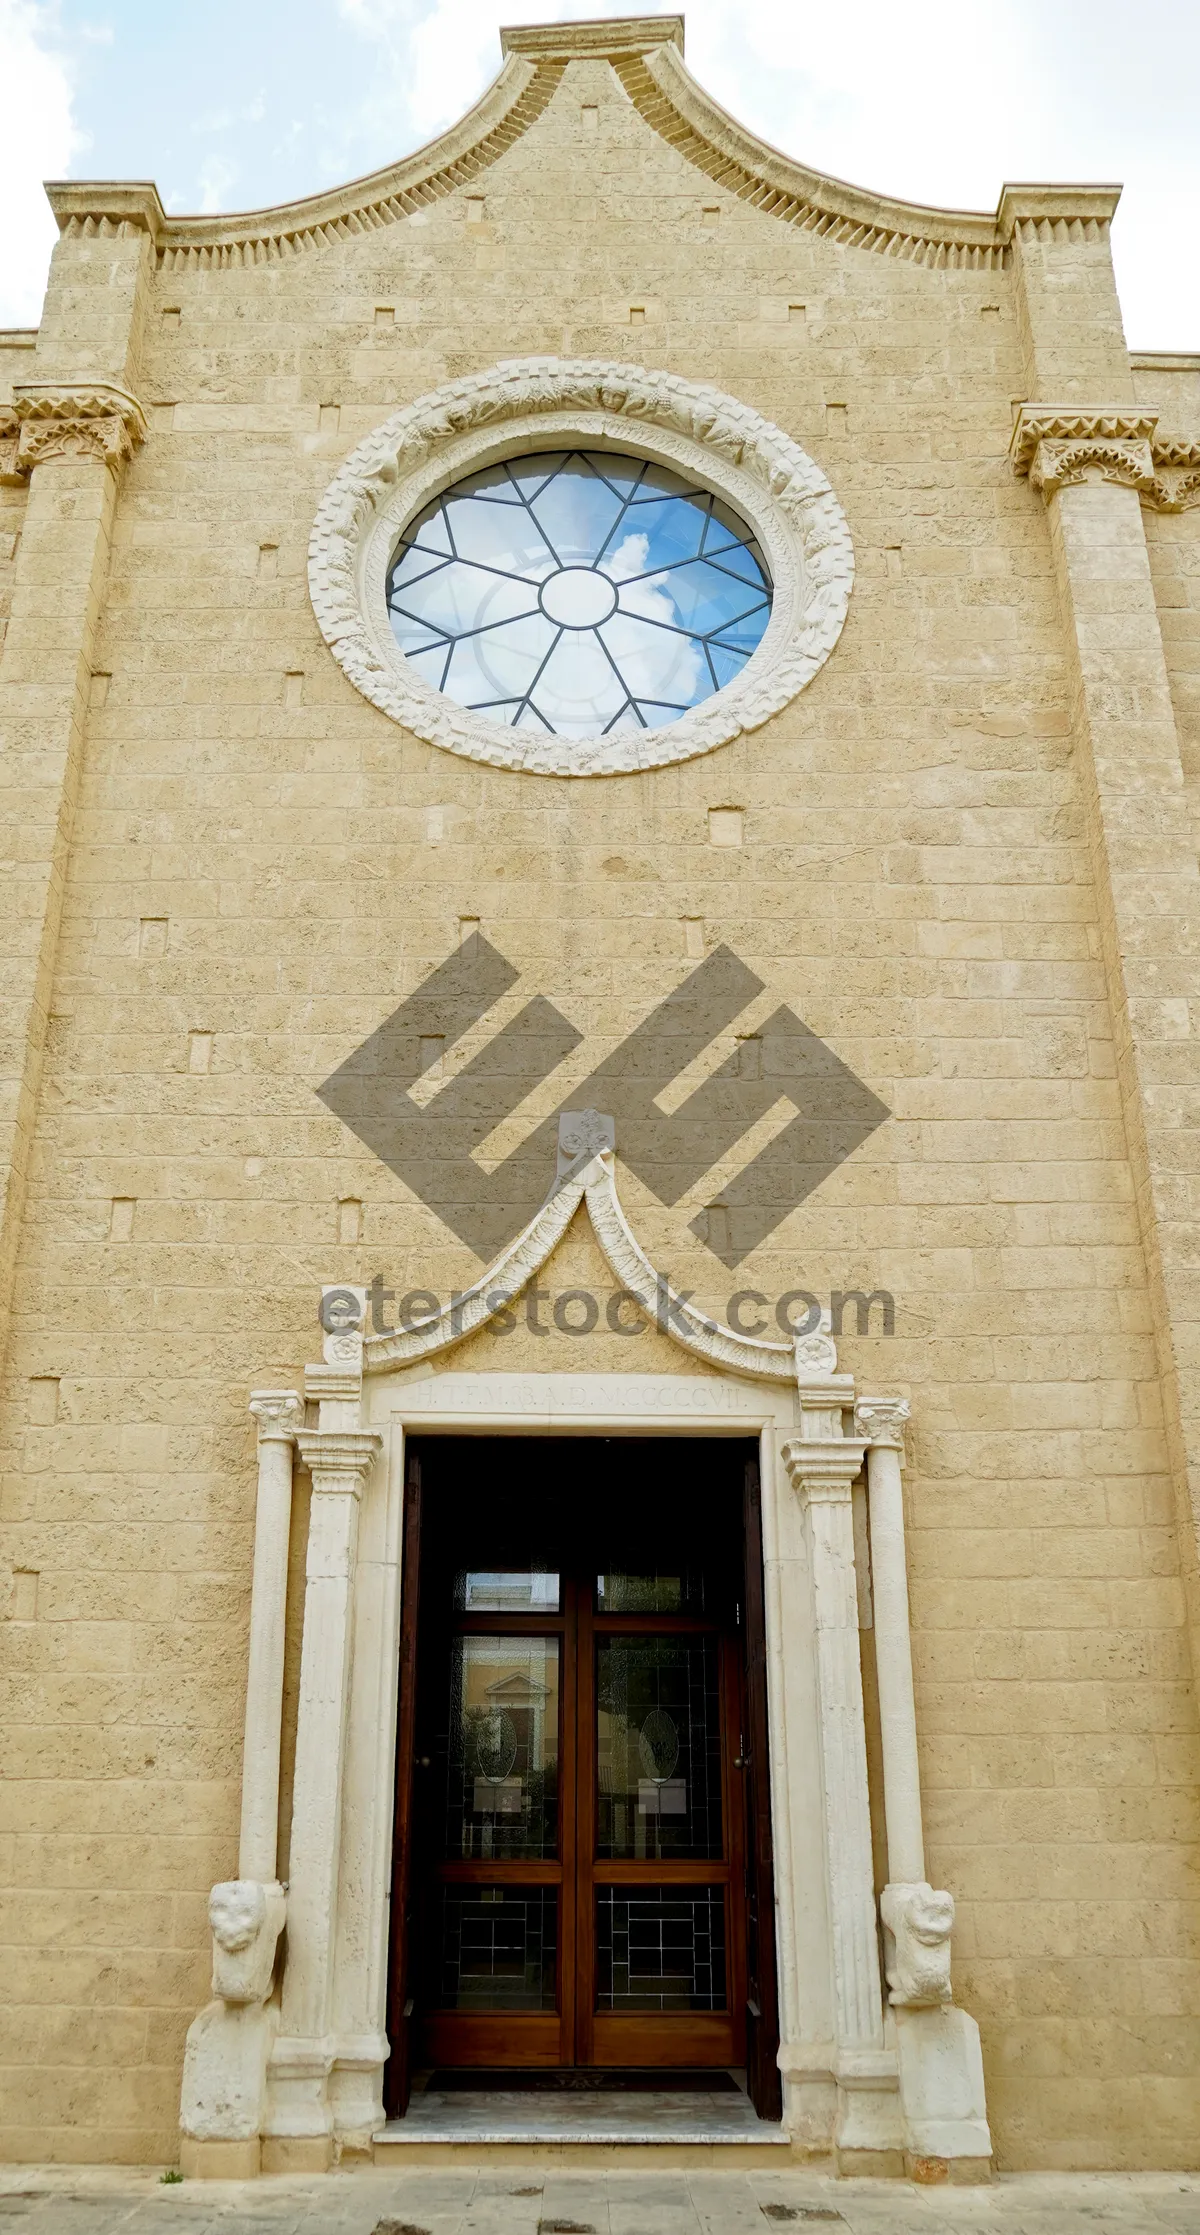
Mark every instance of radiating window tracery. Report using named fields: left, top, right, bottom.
left=385, top=449, right=773, bottom=738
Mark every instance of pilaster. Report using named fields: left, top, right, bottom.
left=0, top=198, right=153, bottom=1373
left=780, top=1428, right=901, bottom=2172
left=264, top=1427, right=381, bottom=2171
left=1008, top=208, right=1200, bottom=1683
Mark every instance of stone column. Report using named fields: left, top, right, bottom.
left=1003, top=185, right=1200, bottom=1692
left=781, top=1414, right=901, bottom=2173
left=264, top=1427, right=381, bottom=2173
left=855, top=1396, right=992, bottom=2180
left=0, top=189, right=159, bottom=1372
left=241, top=1394, right=305, bottom=1880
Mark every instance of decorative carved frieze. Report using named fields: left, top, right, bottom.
left=1010, top=403, right=1200, bottom=511
left=10, top=381, right=147, bottom=476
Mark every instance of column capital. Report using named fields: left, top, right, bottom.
left=854, top=1396, right=910, bottom=1453
left=781, top=1437, right=865, bottom=1504
left=249, top=1390, right=304, bottom=1444
left=1009, top=402, right=1158, bottom=502
left=297, top=1430, right=381, bottom=1493
left=10, top=380, right=147, bottom=477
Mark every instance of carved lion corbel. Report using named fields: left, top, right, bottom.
left=880, top=1881, right=955, bottom=2007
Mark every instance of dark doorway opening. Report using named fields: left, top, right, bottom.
left=385, top=1437, right=780, bottom=2123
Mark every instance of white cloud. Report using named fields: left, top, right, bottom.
left=0, top=0, right=78, bottom=326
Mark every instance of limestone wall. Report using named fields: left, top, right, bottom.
left=0, top=38, right=1197, bottom=2171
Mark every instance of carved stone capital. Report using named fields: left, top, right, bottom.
left=781, top=1437, right=865, bottom=1505
left=11, top=381, right=147, bottom=476
left=1011, top=403, right=1200, bottom=512
left=0, top=410, right=21, bottom=487
left=1010, top=404, right=1158, bottom=502
left=1148, top=437, right=1200, bottom=513
left=296, top=1429, right=381, bottom=1494
left=880, top=1882, right=954, bottom=2008
left=248, top=1390, right=304, bottom=1445
left=854, top=1395, right=910, bottom=1452
left=209, top=1879, right=286, bottom=2006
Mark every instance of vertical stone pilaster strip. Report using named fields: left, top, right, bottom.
left=241, top=1394, right=304, bottom=1883
left=0, top=198, right=156, bottom=1373
left=782, top=1440, right=884, bottom=2056
left=268, top=1430, right=380, bottom=2156
left=1006, top=192, right=1200, bottom=1687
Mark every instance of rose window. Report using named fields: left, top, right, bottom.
left=384, top=449, right=773, bottom=739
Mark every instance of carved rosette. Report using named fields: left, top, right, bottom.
left=11, top=381, right=147, bottom=476
left=1010, top=403, right=1200, bottom=511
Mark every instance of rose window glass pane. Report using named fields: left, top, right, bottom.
left=385, top=451, right=773, bottom=738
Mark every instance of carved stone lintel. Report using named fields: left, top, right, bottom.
left=854, top=1395, right=910, bottom=1452
left=880, top=1882, right=954, bottom=2008
left=209, top=1879, right=287, bottom=2005
left=248, top=1390, right=304, bottom=1444
left=11, top=381, right=147, bottom=476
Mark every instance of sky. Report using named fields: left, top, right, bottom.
left=2, top=0, right=1198, bottom=349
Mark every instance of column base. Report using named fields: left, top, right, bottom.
left=261, top=2134, right=334, bottom=2174
left=179, top=2136, right=261, bottom=2180
left=893, top=2004, right=993, bottom=2170
left=906, top=2152, right=993, bottom=2184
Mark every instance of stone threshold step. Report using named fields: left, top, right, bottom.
left=373, top=2135, right=797, bottom=2167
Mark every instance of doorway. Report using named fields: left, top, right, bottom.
left=385, top=1437, right=780, bottom=2118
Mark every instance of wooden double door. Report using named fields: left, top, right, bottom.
left=386, top=1438, right=780, bottom=2114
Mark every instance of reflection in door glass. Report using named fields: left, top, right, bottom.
left=435, top=1886, right=558, bottom=2009
left=443, top=1635, right=559, bottom=1858
left=595, top=1885, right=726, bottom=2011
left=597, top=1570, right=706, bottom=1612
left=596, top=1636, right=722, bottom=1858
left=453, top=1569, right=560, bottom=1611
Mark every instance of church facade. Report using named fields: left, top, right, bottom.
left=2, top=11, right=1200, bottom=2180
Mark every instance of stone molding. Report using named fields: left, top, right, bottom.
left=295, top=1431, right=381, bottom=1491
left=501, top=15, right=684, bottom=60
left=361, top=1129, right=819, bottom=1386
left=9, top=381, right=147, bottom=476
left=107, top=57, right=560, bottom=274
left=1010, top=402, right=1200, bottom=511
left=780, top=1439, right=866, bottom=1503
left=309, top=358, right=854, bottom=778
left=38, top=25, right=1105, bottom=280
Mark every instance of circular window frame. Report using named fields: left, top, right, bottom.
left=309, top=358, right=855, bottom=778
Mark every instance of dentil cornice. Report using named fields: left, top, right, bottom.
left=10, top=381, right=147, bottom=476
left=1010, top=402, right=1200, bottom=511
left=35, top=16, right=1119, bottom=279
